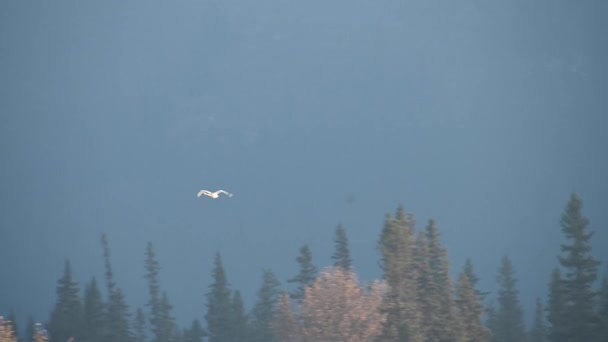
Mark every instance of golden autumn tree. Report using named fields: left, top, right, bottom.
left=272, top=293, right=302, bottom=342
left=295, top=267, right=386, bottom=342
left=0, top=316, right=17, bottom=342
left=33, top=324, right=49, bottom=342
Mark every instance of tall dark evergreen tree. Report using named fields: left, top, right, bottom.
left=529, top=297, right=546, bottom=342
left=287, top=244, right=317, bottom=302
left=157, top=292, right=176, bottom=342
left=48, top=260, right=84, bottom=342
left=107, top=288, right=132, bottom=342
left=597, top=276, right=608, bottom=342
left=463, top=258, right=489, bottom=301
left=182, top=320, right=206, bottom=342
left=455, top=271, right=487, bottom=342
left=145, top=242, right=163, bottom=342
left=133, top=308, right=146, bottom=342
left=24, top=316, right=35, bottom=342
left=425, top=219, right=460, bottom=341
left=101, top=234, right=131, bottom=342
left=377, top=206, right=421, bottom=341
left=332, top=224, right=352, bottom=271
left=546, top=268, right=567, bottom=342
left=250, top=270, right=281, bottom=342
left=484, top=303, right=497, bottom=341
left=413, top=231, right=434, bottom=340
left=231, top=290, right=248, bottom=342
left=556, top=193, right=600, bottom=341
left=83, top=278, right=105, bottom=342
left=206, top=253, right=233, bottom=342
left=492, top=256, right=525, bottom=342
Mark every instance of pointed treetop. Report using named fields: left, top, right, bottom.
left=332, top=224, right=353, bottom=271
left=288, top=244, right=317, bottom=302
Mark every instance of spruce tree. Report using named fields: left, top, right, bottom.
left=484, top=303, right=497, bottom=341
left=597, top=276, right=608, bottom=342
left=556, top=193, right=600, bottom=340
left=463, top=258, right=489, bottom=301
left=287, top=245, right=317, bottom=302
left=231, top=290, right=248, bottom=342
left=101, top=235, right=131, bottom=342
left=48, top=260, right=84, bottom=342
left=107, top=288, right=132, bottom=342
left=133, top=308, right=146, bottom=342
left=493, top=256, right=525, bottom=342
left=205, top=253, right=233, bottom=342
left=377, top=206, right=421, bottom=341
left=529, top=297, right=546, bottom=342
left=24, top=316, right=35, bottom=342
left=546, top=268, right=567, bottom=341
left=157, top=292, right=176, bottom=342
left=83, top=278, right=105, bottom=342
left=425, top=219, right=460, bottom=341
left=455, top=271, right=486, bottom=342
left=145, top=242, right=163, bottom=342
left=182, top=320, right=205, bottom=342
left=332, top=224, right=352, bottom=271
left=413, top=231, right=434, bottom=340
left=250, top=269, right=281, bottom=342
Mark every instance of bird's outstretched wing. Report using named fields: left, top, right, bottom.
left=197, top=190, right=211, bottom=197
left=217, top=190, right=233, bottom=197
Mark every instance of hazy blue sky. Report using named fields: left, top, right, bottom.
left=1, top=0, right=607, bottom=329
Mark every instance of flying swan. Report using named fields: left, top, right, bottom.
left=197, top=189, right=233, bottom=199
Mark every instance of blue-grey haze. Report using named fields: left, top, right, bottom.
left=1, top=0, right=607, bottom=331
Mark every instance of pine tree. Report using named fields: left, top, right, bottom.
left=493, top=256, right=525, bottom=342
left=145, top=242, right=163, bottom=342
left=231, top=290, right=248, bottom=342
left=332, top=224, right=352, bottom=271
left=250, top=270, right=281, bottom=342
left=425, top=219, right=460, bottom=341
left=463, top=258, right=489, bottom=301
left=556, top=193, right=601, bottom=340
left=182, top=320, right=206, bottom=342
left=287, top=245, right=317, bottom=302
left=529, top=297, right=545, bottom=342
left=24, top=316, right=34, bottom=342
left=205, top=253, right=233, bottom=342
left=133, top=308, right=146, bottom=342
left=455, top=272, right=487, bottom=342
left=83, top=278, right=105, bottom=342
left=107, top=288, right=132, bottom=342
left=546, top=268, right=567, bottom=341
left=101, top=234, right=132, bottom=342
left=157, top=292, right=176, bottom=342
left=48, top=260, right=84, bottom=342
left=597, top=276, right=608, bottom=342
left=484, top=303, right=497, bottom=341
left=377, top=206, right=421, bottom=341
left=413, top=231, right=433, bottom=340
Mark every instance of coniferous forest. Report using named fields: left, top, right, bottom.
left=1, top=193, right=607, bottom=342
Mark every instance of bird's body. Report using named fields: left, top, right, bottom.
left=197, top=189, right=233, bottom=199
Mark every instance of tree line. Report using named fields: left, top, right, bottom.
left=1, top=193, right=607, bottom=342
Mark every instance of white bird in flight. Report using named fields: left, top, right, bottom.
left=197, top=189, right=233, bottom=199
